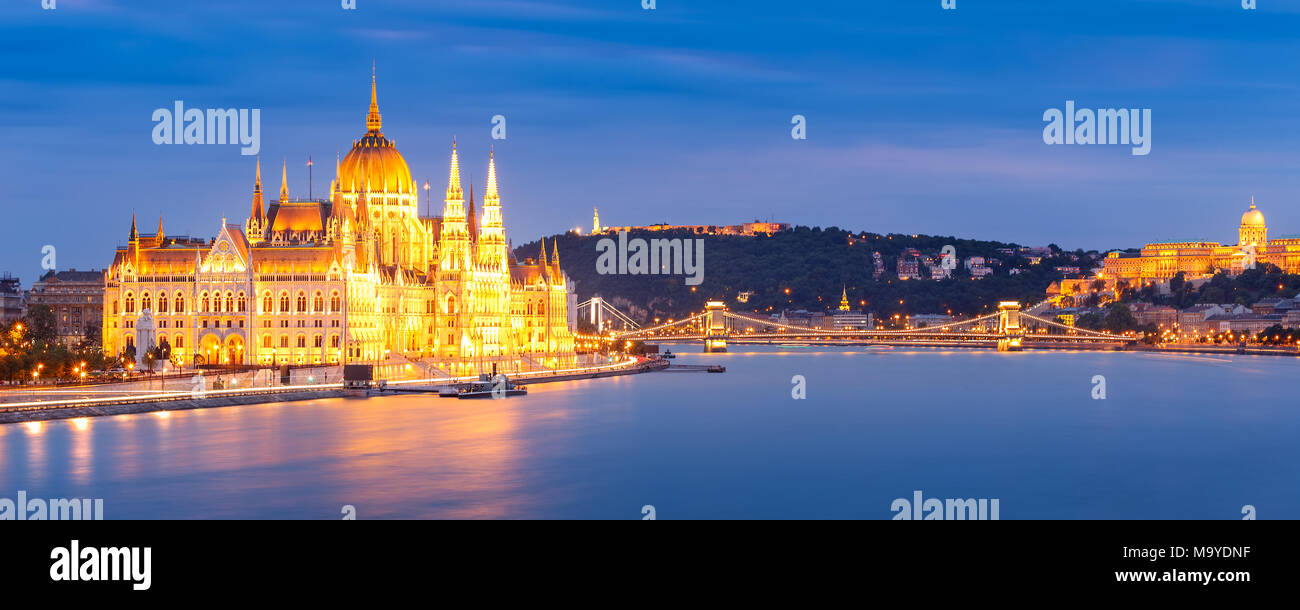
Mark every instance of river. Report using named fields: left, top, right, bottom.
left=2, top=346, right=1296, bottom=519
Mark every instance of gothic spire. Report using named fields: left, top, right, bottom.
left=280, top=158, right=289, bottom=203
left=367, top=63, right=382, bottom=132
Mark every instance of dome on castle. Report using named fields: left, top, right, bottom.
left=336, top=71, right=415, bottom=195
left=1241, top=202, right=1265, bottom=227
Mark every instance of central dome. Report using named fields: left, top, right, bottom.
left=336, top=71, right=415, bottom=195
left=1241, top=203, right=1265, bottom=227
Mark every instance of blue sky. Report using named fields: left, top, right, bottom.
left=4, top=0, right=1300, bottom=284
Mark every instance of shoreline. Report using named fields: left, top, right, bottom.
left=0, top=358, right=668, bottom=425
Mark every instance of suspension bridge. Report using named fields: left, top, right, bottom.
left=574, top=299, right=1137, bottom=352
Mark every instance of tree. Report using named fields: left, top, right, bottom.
left=1103, top=303, right=1139, bottom=333
left=24, top=305, right=57, bottom=347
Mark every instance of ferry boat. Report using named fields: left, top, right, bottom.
left=457, top=374, right=528, bottom=399
left=661, top=349, right=677, bottom=359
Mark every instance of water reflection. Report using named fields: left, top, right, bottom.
left=0, top=347, right=1298, bottom=518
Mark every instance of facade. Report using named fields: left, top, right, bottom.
left=1102, top=200, right=1300, bottom=284
left=102, top=74, right=575, bottom=376
left=28, top=269, right=104, bottom=346
left=0, top=274, right=23, bottom=324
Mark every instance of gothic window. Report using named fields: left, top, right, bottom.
left=262, top=334, right=271, bottom=348
left=280, top=335, right=288, bottom=348
left=226, top=292, right=235, bottom=313
left=330, top=335, right=340, bottom=348
left=314, top=292, right=324, bottom=313
left=125, top=293, right=135, bottom=314
left=175, top=293, right=185, bottom=313
left=331, top=292, right=341, bottom=313
left=201, top=292, right=210, bottom=313
left=141, top=292, right=151, bottom=312
left=313, top=335, right=323, bottom=348
left=296, top=292, right=307, bottom=313
left=296, top=335, right=306, bottom=348
left=279, top=292, right=290, bottom=313
left=262, top=292, right=272, bottom=313
left=237, top=292, right=247, bottom=312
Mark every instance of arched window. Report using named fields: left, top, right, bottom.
left=313, top=334, right=323, bottom=348
left=201, top=292, right=210, bottom=313
left=157, top=294, right=168, bottom=313
left=445, top=294, right=456, bottom=314
left=112, top=300, right=119, bottom=315
left=262, top=292, right=273, bottom=313
left=279, top=292, right=290, bottom=313
left=175, top=335, right=184, bottom=348
left=141, top=292, right=151, bottom=312
left=262, top=334, right=271, bottom=348
left=313, top=292, right=324, bottom=313
left=330, top=335, right=340, bottom=348
left=237, top=292, right=247, bottom=312
left=125, top=293, right=135, bottom=314
left=175, top=293, right=185, bottom=313
left=226, top=292, right=235, bottom=313
left=331, top=292, right=341, bottom=313
left=296, top=292, right=307, bottom=313
left=296, top=335, right=306, bottom=348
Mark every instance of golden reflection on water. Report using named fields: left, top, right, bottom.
left=70, top=417, right=93, bottom=485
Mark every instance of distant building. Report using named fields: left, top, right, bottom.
left=28, top=268, right=105, bottom=347
left=0, top=273, right=24, bottom=324
left=872, top=251, right=885, bottom=281
left=594, top=220, right=789, bottom=237
left=1102, top=200, right=1300, bottom=284
left=832, top=311, right=872, bottom=330
left=897, top=257, right=920, bottom=280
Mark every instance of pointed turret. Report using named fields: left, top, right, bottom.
left=129, top=214, right=138, bottom=242
left=251, top=157, right=265, bottom=220
left=279, top=159, right=289, bottom=203
left=367, top=63, right=382, bottom=132
left=551, top=239, right=561, bottom=277
left=838, top=285, right=850, bottom=311
left=539, top=237, right=549, bottom=270
left=445, top=139, right=463, bottom=203
left=157, top=216, right=165, bottom=242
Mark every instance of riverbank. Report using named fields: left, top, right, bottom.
left=0, top=357, right=666, bottom=425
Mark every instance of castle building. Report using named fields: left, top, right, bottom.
left=102, top=72, right=575, bottom=375
left=1102, top=199, right=1300, bottom=284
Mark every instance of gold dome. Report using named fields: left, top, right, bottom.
left=335, top=70, right=415, bottom=195
left=1241, top=203, right=1265, bottom=227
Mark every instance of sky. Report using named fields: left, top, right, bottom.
left=4, top=0, right=1300, bottom=285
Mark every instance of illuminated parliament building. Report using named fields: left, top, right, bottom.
left=1101, top=199, right=1300, bottom=283
left=102, top=73, right=575, bottom=374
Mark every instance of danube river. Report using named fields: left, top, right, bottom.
left=2, top=347, right=1297, bottom=519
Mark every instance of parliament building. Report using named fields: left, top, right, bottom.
left=102, top=73, right=576, bottom=375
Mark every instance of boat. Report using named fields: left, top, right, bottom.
left=457, top=374, right=528, bottom=399
left=864, top=345, right=894, bottom=351
left=706, top=365, right=726, bottom=373
left=661, top=349, right=677, bottom=359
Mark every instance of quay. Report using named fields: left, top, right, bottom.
left=0, top=357, right=667, bottom=425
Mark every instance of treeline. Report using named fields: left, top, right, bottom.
left=517, top=226, right=1088, bottom=322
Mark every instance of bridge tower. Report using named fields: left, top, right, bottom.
left=996, top=301, right=1024, bottom=352
left=589, top=296, right=605, bottom=331
left=704, top=300, right=728, bottom=353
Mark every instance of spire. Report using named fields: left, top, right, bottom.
left=279, top=158, right=289, bottom=203
left=467, top=179, right=477, bottom=241
left=250, top=157, right=265, bottom=221
left=366, top=63, right=382, bottom=132
left=445, top=139, right=463, bottom=202
left=157, top=216, right=165, bottom=241
left=839, top=285, right=850, bottom=311
left=129, top=213, right=138, bottom=242
left=551, top=239, right=561, bottom=275
left=485, top=148, right=499, bottom=202
left=1250, top=195, right=1256, bottom=210
left=539, top=237, right=548, bottom=268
